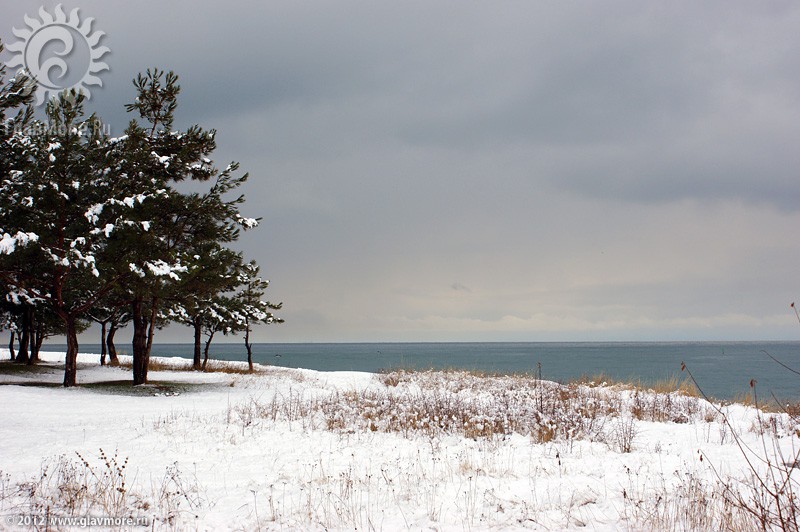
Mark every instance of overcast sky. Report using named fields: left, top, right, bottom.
left=3, top=1, right=800, bottom=342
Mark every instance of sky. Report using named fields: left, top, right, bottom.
left=2, top=1, right=800, bottom=343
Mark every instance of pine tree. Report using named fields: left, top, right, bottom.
left=235, top=261, right=283, bottom=371
left=199, top=295, right=243, bottom=370
left=0, top=38, right=34, bottom=179
left=1, top=61, right=272, bottom=385
left=0, top=90, right=126, bottom=386
left=0, top=39, right=33, bottom=365
left=167, top=246, right=243, bottom=369
left=106, top=69, right=258, bottom=384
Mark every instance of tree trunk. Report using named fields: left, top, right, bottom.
left=28, top=311, right=42, bottom=364
left=107, top=321, right=119, bottom=366
left=32, top=322, right=44, bottom=362
left=15, top=331, right=22, bottom=359
left=245, top=320, right=253, bottom=372
left=8, top=332, right=15, bottom=361
left=27, top=334, right=37, bottom=364
left=63, top=315, right=79, bottom=387
left=145, top=297, right=157, bottom=358
left=202, top=330, right=215, bottom=371
left=99, top=321, right=107, bottom=366
left=192, top=316, right=202, bottom=370
left=131, top=299, right=149, bottom=385
left=15, top=308, right=30, bottom=364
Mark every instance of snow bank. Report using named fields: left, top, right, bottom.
left=0, top=351, right=797, bottom=530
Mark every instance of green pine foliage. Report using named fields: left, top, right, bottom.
left=236, top=261, right=283, bottom=371
left=0, top=90, right=123, bottom=385
left=0, top=44, right=283, bottom=386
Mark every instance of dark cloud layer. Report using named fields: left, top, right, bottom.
left=3, top=1, right=800, bottom=341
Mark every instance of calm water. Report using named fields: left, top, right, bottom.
left=49, top=341, right=800, bottom=401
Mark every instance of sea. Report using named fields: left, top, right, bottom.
left=47, top=341, right=800, bottom=402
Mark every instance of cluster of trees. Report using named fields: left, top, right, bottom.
left=0, top=40, right=282, bottom=387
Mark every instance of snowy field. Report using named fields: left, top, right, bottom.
left=0, top=351, right=798, bottom=531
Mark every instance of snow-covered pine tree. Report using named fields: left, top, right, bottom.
left=0, top=90, right=126, bottom=386
left=198, top=295, right=244, bottom=371
left=166, top=245, right=243, bottom=369
left=1, top=62, right=269, bottom=385
left=0, top=39, right=33, bottom=365
left=0, top=39, right=34, bottom=180
left=235, top=261, right=283, bottom=371
left=105, top=69, right=260, bottom=384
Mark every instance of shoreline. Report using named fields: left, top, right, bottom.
left=2, top=349, right=792, bottom=406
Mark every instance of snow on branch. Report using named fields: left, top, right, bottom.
left=130, top=260, right=188, bottom=281
left=235, top=214, right=259, bottom=229
left=0, top=231, right=39, bottom=254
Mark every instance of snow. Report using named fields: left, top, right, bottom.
left=144, top=260, right=187, bottom=280
left=235, top=214, right=259, bottom=229
left=128, top=263, right=146, bottom=278
left=84, top=204, right=104, bottom=224
left=0, top=231, right=39, bottom=254
left=151, top=152, right=171, bottom=168
left=0, top=351, right=797, bottom=530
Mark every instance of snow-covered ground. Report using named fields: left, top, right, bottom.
left=0, top=351, right=798, bottom=531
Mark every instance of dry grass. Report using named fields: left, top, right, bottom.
left=215, top=367, right=797, bottom=529
left=202, top=360, right=267, bottom=374
left=1, top=448, right=203, bottom=527
left=572, top=372, right=699, bottom=397
left=729, top=391, right=800, bottom=415
left=621, top=469, right=752, bottom=531
left=680, top=361, right=800, bottom=532
left=117, top=357, right=268, bottom=375
left=117, top=358, right=192, bottom=373
left=226, top=369, right=713, bottom=446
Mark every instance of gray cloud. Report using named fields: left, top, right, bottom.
left=3, top=0, right=800, bottom=342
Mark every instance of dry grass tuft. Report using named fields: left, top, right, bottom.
left=572, top=373, right=699, bottom=397
left=116, top=357, right=269, bottom=375
left=228, top=369, right=714, bottom=447
left=3, top=448, right=203, bottom=526
left=202, top=360, right=266, bottom=374
left=117, top=359, right=193, bottom=373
